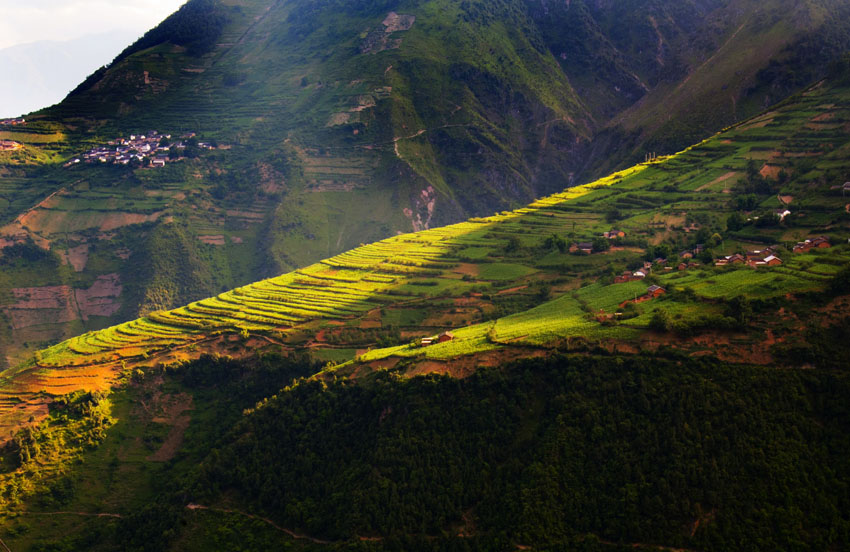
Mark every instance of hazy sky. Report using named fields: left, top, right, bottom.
left=0, top=0, right=187, bottom=50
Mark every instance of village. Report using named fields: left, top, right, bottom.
left=65, top=131, right=215, bottom=168
left=0, top=117, right=25, bottom=126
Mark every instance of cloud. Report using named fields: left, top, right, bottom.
left=0, top=0, right=187, bottom=49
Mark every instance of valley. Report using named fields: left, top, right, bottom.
left=1, top=1, right=850, bottom=550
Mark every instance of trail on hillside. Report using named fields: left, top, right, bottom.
left=186, top=504, right=332, bottom=544
left=10, top=510, right=122, bottom=518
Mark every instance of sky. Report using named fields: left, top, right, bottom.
left=0, top=0, right=186, bottom=50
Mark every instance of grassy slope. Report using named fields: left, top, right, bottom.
left=5, top=0, right=850, bottom=369
left=0, top=0, right=596, bottom=366
left=2, top=75, right=849, bottom=439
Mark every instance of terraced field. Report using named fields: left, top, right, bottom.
left=3, top=79, right=850, bottom=439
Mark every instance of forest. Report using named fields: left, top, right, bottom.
left=35, top=352, right=843, bottom=551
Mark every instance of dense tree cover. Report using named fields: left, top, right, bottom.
left=0, top=238, right=53, bottom=266
left=115, top=0, right=229, bottom=59
left=166, top=354, right=850, bottom=551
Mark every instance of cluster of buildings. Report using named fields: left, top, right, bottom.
left=714, top=246, right=782, bottom=268
left=792, top=236, right=831, bottom=253
left=66, top=131, right=213, bottom=168
left=420, top=331, right=455, bottom=347
left=568, top=229, right=628, bottom=254
left=0, top=117, right=25, bottom=126
left=602, top=229, right=626, bottom=239
left=570, top=242, right=595, bottom=254
left=614, top=236, right=834, bottom=289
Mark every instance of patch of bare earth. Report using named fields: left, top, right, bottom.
left=399, top=348, right=548, bottom=379
left=759, top=164, right=782, bottom=180
left=60, top=244, right=89, bottom=271
left=737, top=112, right=776, bottom=131
left=198, top=234, right=226, bottom=246
left=696, top=171, right=739, bottom=191
left=5, top=286, right=78, bottom=329
left=496, top=285, right=528, bottom=295
left=3, top=273, right=122, bottom=329
left=146, top=393, right=193, bottom=462
left=99, top=212, right=163, bottom=232
left=453, top=263, right=480, bottom=277
left=75, top=274, right=122, bottom=320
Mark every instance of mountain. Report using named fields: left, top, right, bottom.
left=0, top=32, right=140, bottom=118
left=1, top=64, right=849, bottom=549
left=3, top=0, right=850, bottom=368
left=527, top=0, right=850, bottom=171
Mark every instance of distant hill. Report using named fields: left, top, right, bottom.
left=0, top=32, right=139, bottom=118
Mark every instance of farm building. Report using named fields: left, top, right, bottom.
left=775, top=209, right=791, bottom=221
left=793, top=236, right=831, bottom=252
left=570, top=242, right=594, bottom=254
left=646, top=285, right=666, bottom=298
left=421, top=331, right=455, bottom=346
left=437, top=331, right=455, bottom=343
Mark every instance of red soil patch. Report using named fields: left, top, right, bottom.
left=5, top=273, right=122, bottom=328
left=6, top=286, right=78, bottom=329
left=454, top=296, right=484, bottom=307
left=779, top=195, right=793, bottom=205
left=398, top=348, right=548, bottom=380
left=75, top=273, right=122, bottom=320
left=198, top=234, right=226, bottom=246
left=453, top=263, right=480, bottom=277
left=147, top=393, right=193, bottom=462
left=496, top=285, right=527, bottom=295
left=811, top=112, right=835, bottom=122
left=99, top=212, right=163, bottom=232
left=759, top=164, right=782, bottom=180
left=737, top=112, right=775, bottom=131
left=60, top=244, right=89, bottom=272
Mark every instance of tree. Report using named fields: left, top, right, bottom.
left=543, top=234, right=567, bottom=253
left=726, top=213, right=744, bottom=231
left=504, top=236, right=521, bottom=254
left=725, top=296, right=752, bottom=325
left=592, top=237, right=611, bottom=252
left=708, top=233, right=723, bottom=247
left=649, top=308, right=672, bottom=332
left=606, top=208, right=623, bottom=222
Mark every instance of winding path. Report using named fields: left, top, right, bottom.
left=186, top=504, right=332, bottom=544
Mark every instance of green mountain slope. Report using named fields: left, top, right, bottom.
left=527, top=0, right=850, bottom=173
left=1, top=56, right=850, bottom=552
left=5, top=0, right=850, bottom=368
left=0, top=0, right=597, bottom=367
left=3, top=69, right=850, bottom=438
